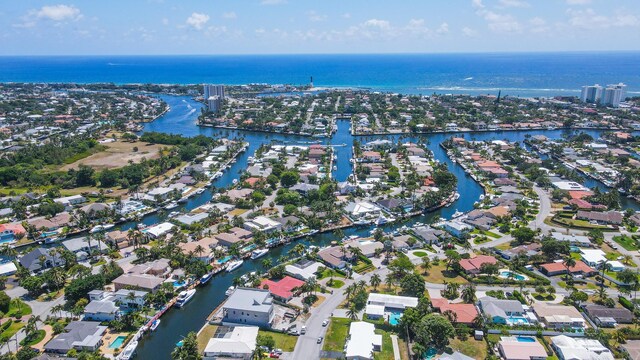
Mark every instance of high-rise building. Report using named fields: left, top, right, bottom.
left=203, top=84, right=225, bottom=101
left=580, top=84, right=602, bottom=103
left=601, top=83, right=627, bottom=108
left=207, top=95, right=222, bottom=113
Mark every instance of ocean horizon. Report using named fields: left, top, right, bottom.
left=1, top=51, right=639, bottom=97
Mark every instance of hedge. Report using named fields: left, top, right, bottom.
left=619, top=296, right=635, bottom=312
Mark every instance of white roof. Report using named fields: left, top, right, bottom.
left=204, top=326, right=258, bottom=356
left=580, top=249, right=606, bottom=264
left=0, top=262, right=17, bottom=276
left=551, top=335, right=613, bottom=360
left=345, top=201, right=381, bottom=216
left=367, top=293, right=418, bottom=309
left=608, top=260, right=625, bottom=269
left=285, top=261, right=323, bottom=280
left=345, top=322, right=382, bottom=359
left=552, top=181, right=589, bottom=191
left=144, top=222, right=176, bottom=238
left=365, top=304, right=385, bottom=316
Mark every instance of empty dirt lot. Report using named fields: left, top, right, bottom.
left=61, top=140, right=166, bottom=170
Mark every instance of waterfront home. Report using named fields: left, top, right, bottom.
left=260, top=276, right=304, bottom=302
left=243, top=216, right=281, bottom=233
left=174, top=212, right=209, bottom=226
left=178, top=237, right=217, bottom=263
left=576, top=210, right=623, bottom=225
left=391, top=234, right=420, bottom=251
left=79, top=202, right=110, bottom=218
left=498, top=337, right=547, bottom=360
left=223, top=288, right=274, bottom=327
left=583, top=304, right=633, bottom=327
left=85, top=289, right=148, bottom=321
left=203, top=326, right=258, bottom=360
left=27, top=211, right=72, bottom=231
left=441, top=220, right=473, bottom=238
left=478, top=297, right=528, bottom=325
left=318, top=246, right=353, bottom=269
left=62, top=236, right=105, bottom=256
left=128, top=258, right=172, bottom=278
left=144, top=222, right=176, bottom=239
left=53, top=194, right=87, bottom=209
left=290, top=183, right=320, bottom=194
left=458, top=255, right=497, bottom=275
left=285, top=259, right=323, bottom=281
left=376, top=198, right=414, bottom=214
left=539, top=261, right=596, bottom=277
left=275, top=215, right=304, bottom=233
left=19, top=248, right=65, bottom=273
left=531, top=303, right=586, bottom=330
left=214, top=227, right=253, bottom=247
left=431, top=298, right=479, bottom=325
left=551, top=335, right=614, bottom=360
left=344, top=238, right=384, bottom=258
left=345, top=321, right=382, bottom=360
left=344, top=201, right=382, bottom=222
left=83, top=297, right=119, bottom=322
left=105, top=230, right=130, bottom=249
left=0, top=222, right=25, bottom=243
left=412, top=226, right=447, bottom=245
left=112, top=274, right=164, bottom=293
left=44, top=321, right=107, bottom=354
left=143, top=186, right=176, bottom=203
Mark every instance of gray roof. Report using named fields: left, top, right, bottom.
left=19, top=248, right=64, bottom=272
left=479, top=297, right=524, bottom=318
left=174, top=212, right=209, bottom=226
left=44, top=321, right=107, bottom=353
left=439, top=352, right=475, bottom=360
left=62, top=237, right=100, bottom=253
left=84, top=300, right=118, bottom=315
left=223, top=288, right=273, bottom=313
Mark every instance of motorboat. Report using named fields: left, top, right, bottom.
left=168, top=211, right=180, bottom=218
left=174, top=289, right=196, bottom=308
left=90, top=224, right=114, bottom=233
left=453, top=192, right=461, bottom=201
left=164, top=202, right=178, bottom=210
left=200, top=273, right=213, bottom=285
left=226, top=260, right=244, bottom=272
left=250, top=248, right=269, bottom=260
left=149, top=319, right=160, bottom=331
left=120, top=341, right=137, bottom=360
left=225, top=286, right=235, bottom=296
left=452, top=210, right=464, bottom=219
left=232, top=179, right=238, bottom=185
left=195, top=188, right=205, bottom=195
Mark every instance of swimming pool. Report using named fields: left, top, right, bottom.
left=217, top=255, right=232, bottom=264
left=173, top=280, right=187, bottom=288
left=516, top=336, right=536, bottom=342
left=507, top=316, right=530, bottom=325
left=498, top=269, right=528, bottom=281
left=109, top=335, right=127, bottom=349
left=388, top=310, right=403, bottom=325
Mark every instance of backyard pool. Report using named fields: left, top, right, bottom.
left=498, top=269, right=528, bottom=281
left=109, top=335, right=127, bottom=349
left=507, top=316, right=530, bottom=325
left=216, top=256, right=232, bottom=264
left=516, top=336, right=536, bottom=342
left=173, top=280, right=187, bottom=288
left=388, top=310, right=403, bottom=325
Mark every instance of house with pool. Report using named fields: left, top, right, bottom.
left=498, top=336, right=547, bottom=360
left=478, top=296, right=536, bottom=326
left=365, top=293, right=418, bottom=324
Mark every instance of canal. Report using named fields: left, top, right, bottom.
left=133, top=94, right=637, bottom=358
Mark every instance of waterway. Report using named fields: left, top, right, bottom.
left=134, top=94, right=638, bottom=358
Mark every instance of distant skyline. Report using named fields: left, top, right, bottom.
left=1, top=0, right=639, bottom=55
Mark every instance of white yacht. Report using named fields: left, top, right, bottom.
left=120, top=341, right=137, bottom=360
left=150, top=319, right=160, bottom=331
left=90, top=224, right=114, bottom=233
left=225, top=286, right=235, bottom=296
left=452, top=210, right=464, bottom=219
left=174, top=289, right=196, bottom=308
left=164, top=202, right=178, bottom=210
left=250, top=248, right=269, bottom=259
left=195, top=188, right=205, bottom=195
left=226, top=259, right=244, bottom=272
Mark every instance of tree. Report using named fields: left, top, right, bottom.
left=617, top=268, right=638, bottom=286
left=461, top=284, right=476, bottom=304
left=563, top=257, right=576, bottom=280
left=346, top=304, right=359, bottom=320
left=444, top=250, right=460, bottom=271
left=421, top=256, right=432, bottom=275
left=511, top=227, right=536, bottom=244
left=279, top=171, right=300, bottom=188
left=414, top=314, right=455, bottom=350
left=400, top=273, right=425, bottom=297
left=370, top=273, right=381, bottom=291
left=172, top=332, right=202, bottom=360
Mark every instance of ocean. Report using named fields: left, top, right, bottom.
left=1, top=52, right=639, bottom=97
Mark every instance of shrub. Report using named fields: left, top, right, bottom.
left=0, top=291, right=9, bottom=313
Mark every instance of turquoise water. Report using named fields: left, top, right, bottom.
left=109, top=336, right=126, bottom=349
left=516, top=336, right=536, bottom=342
left=389, top=311, right=403, bottom=325
left=500, top=271, right=526, bottom=281
left=507, top=316, right=530, bottom=325
left=216, top=256, right=232, bottom=264
left=424, top=348, right=437, bottom=360
left=173, top=281, right=186, bottom=288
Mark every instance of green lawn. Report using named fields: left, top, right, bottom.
left=258, top=330, right=298, bottom=351
left=422, top=264, right=468, bottom=285
left=449, top=338, right=488, bottom=359
left=0, top=322, right=24, bottom=341
left=317, top=268, right=346, bottom=280
left=323, top=317, right=352, bottom=352
left=196, top=324, right=218, bottom=352
left=612, top=235, right=640, bottom=251
left=20, top=329, right=46, bottom=346
left=413, top=251, right=428, bottom=257
left=7, top=300, right=32, bottom=317
left=374, top=329, right=395, bottom=360
left=471, top=229, right=501, bottom=238
left=326, top=279, right=345, bottom=289
left=353, top=260, right=375, bottom=274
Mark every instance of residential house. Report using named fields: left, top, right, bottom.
left=178, top=237, right=218, bottom=263
left=0, top=223, right=25, bottom=243
left=318, top=246, right=352, bottom=269
left=576, top=211, right=623, bottom=225
left=478, top=297, right=526, bottom=325
left=498, top=338, right=547, bottom=360
left=531, top=303, right=586, bottom=330
left=583, top=304, right=633, bottom=327
left=44, top=321, right=107, bottom=354
left=243, top=216, right=281, bottom=233
left=376, top=198, right=414, bottom=214
left=112, top=274, right=164, bottom=293
left=539, top=262, right=596, bottom=277
left=551, top=335, right=613, bottom=360
left=459, top=255, right=497, bottom=275
left=345, top=322, right=382, bottom=360
left=441, top=220, right=473, bottom=238
left=203, top=326, right=259, bottom=360
left=431, top=298, right=479, bottom=325
left=260, top=276, right=304, bottom=302
left=19, top=248, right=64, bottom=273
left=285, top=259, right=323, bottom=281
left=222, top=288, right=275, bottom=327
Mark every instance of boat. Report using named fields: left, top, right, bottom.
left=200, top=273, right=213, bottom=285
left=452, top=210, right=464, bottom=218
left=479, top=194, right=485, bottom=200
left=120, top=341, right=137, bottom=360
left=149, top=319, right=160, bottom=331
left=333, top=165, right=337, bottom=171
left=250, top=248, right=269, bottom=260
left=226, top=259, right=244, bottom=272
left=90, top=224, right=114, bottom=233
left=232, top=179, right=238, bottom=185
left=175, top=340, right=183, bottom=347
left=174, top=289, right=196, bottom=308
left=195, top=188, right=205, bottom=194
left=168, top=211, right=180, bottom=218
left=164, top=202, right=178, bottom=210
left=452, top=192, right=461, bottom=201
left=225, top=286, right=235, bottom=296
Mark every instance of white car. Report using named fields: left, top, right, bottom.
left=322, top=319, right=329, bottom=327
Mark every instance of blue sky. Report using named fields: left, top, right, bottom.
left=1, top=0, right=639, bottom=55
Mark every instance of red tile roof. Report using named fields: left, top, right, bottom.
left=431, top=298, right=479, bottom=324
left=458, top=255, right=497, bottom=272
left=540, top=261, right=595, bottom=275
left=260, top=276, right=305, bottom=300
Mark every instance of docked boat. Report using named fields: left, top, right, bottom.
left=452, top=192, right=461, bottom=201
left=232, top=179, right=238, bottom=185
left=226, top=260, right=244, bottom=272
left=250, top=248, right=269, bottom=260
left=195, top=188, right=205, bottom=195
left=225, top=286, right=235, bottom=296
left=174, top=289, right=196, bottom=308
left=164, top=202, right=178, bottom=210
left=90, top=224, right=114, bottom=233
left=200, top=273, right=213, bottom=285
left=150, top=319, right=160, bottom=331
left=120, top=341, right=137, bottom=360
left=452, top=210, right=464, bottom=219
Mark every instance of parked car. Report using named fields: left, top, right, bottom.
left=322, top=319, right=329, bottom=327
left=317, top=337, right=323, bottom=344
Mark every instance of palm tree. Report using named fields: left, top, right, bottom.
left=461, top=283, right=477, bottom=304
left=385, top=273, right=395, bottom=293
left=370, top=274, right=381, bottom=291
left=421, top=256, right=432, bottom=275
left=291, top=243, right=306, bottom=258
left=252, top=347, right=266, bottom=360
left=346, top=304, right=358, bottom=320
left=563, top=256, right=576, bottom=280
left=51, top=304, right=65, bottom=319
left=343, top=284, right=355, bottom=300
left=194, top=245, right=206, bottom=259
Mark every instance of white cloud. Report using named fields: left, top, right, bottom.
left=222, top=12, right=237, bottom=19
left=162, top=18, right=169, bottom=26
left=186, top=12, right=210, bottom=30
left=498, top=0, right=530, bottom=8
left=36, top=4, right=82, bottom=21
left=462, top=27, right=479, bottom=37
left=475, top=5, right=522, bottom=34
left=529, top=17, right=550, bottom=33
left=472, top=0, right=485, bottom=9
left=342, top=13, right=351, bottom=19
left=566, top=0, right=590, bottom=4
left=567, top=8, right=639, bottom=29
left=436, top=22, right=450, bottom=34
left=363, top=19, right=391, bottom=30
left=307, top=11, right=326, bottom=22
